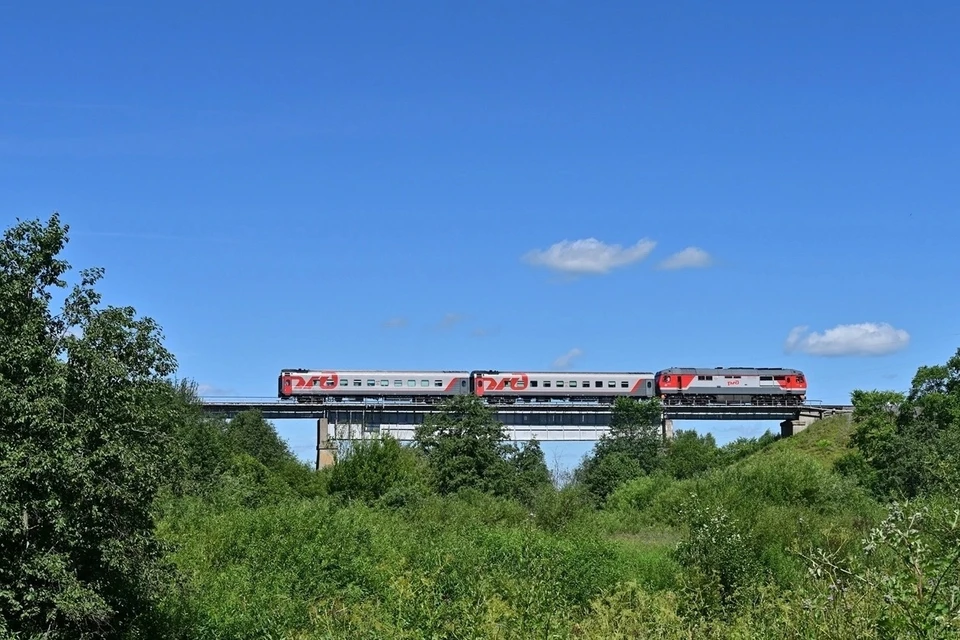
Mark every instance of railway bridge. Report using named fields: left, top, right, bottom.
left=200, top=398, right=853, bottom=469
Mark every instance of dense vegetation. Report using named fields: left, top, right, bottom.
left=3, top=213, right=959, bottom=638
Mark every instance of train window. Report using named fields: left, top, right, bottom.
left=570, top=381, right=577, bottom=387
left=407, top=380, right=415, bottom=387
left=353, top=380, right=361, bottom=386
left=761, top=376, right=772, bottom=381
left=381, top=379, right=389, bottom=386
left=530, top=380, right=538, bottom=387
left=461, top=380, right=467, bottom=386
left=434, top=380, right=443, bottom=387
left=394, top=380, right=402, bottom=387
left=340, top=379, right=347, bottom=386
left=367, top=379, right=375, bottom=386
left=543, top=381, right=551, bottom=387
left=646, top=381, right=653, bottom=388
left=595, top=381, right=603, bottom=388
left=557, top=381, right=564, bottom=387
left=608, top=381, right=616, bottom=388
left=620, top=381, right=628, bottom=388
left=583, top=381, right=590, bottom=387
left=420, top=380, right=429, bottom=387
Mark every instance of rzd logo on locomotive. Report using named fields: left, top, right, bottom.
left=476, top=373, right=529, bottom=395
left=285, top=372, right=340, bottom=390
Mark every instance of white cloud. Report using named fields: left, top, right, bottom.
left=523, top=237, right=656, bottom=274
left=657, top=247, right=713, bottom=270
left=784, top=322, right=910, bottom=356
left=552, top=347, right=583, bottom=370
left=435, top=313, right=465, bottom=330
left=197, top=383, right=232, bottom=396
left=381, top=317, right=407, bottom=329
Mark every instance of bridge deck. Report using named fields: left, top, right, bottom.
left=199, top=399, right=852, bottom=440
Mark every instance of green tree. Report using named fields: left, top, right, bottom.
left=224, top=409, right=297, bottom=470
left=574, top=397, right=664, bottom=502
left=0, top=213, right=182, bottom=636
left=413, top=395, right=517, bottom=496
left=163, top=379, right=234, bottom=498
left=845, top=350, right=960, bottom=499
left=664, top=429, right=718, bottom=479
left=327, top=436, right=428, bottom=504
left=506, top=438, right=553, bottom=504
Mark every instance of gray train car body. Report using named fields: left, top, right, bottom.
left=471, top=370, right=656, bottom=404
left=279, top=369, right=470, bottom=403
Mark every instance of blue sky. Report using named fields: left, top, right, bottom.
left=3, top=2, right=959, bottom=470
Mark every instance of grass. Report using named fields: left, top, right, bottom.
left=763, top=413, right=856, bottom=468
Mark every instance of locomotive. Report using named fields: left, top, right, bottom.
left=278, top=366, right=806, bottom=407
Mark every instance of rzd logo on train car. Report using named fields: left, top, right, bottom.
left=726, top=379, right=741, bottom=386
left=475, top=373, right=530, bottom=395
left=285, top=372, right=339, bottom=389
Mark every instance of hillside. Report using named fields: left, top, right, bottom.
left=762, top=413, right=856, bottom=468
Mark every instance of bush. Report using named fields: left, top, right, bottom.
left=606, top=473, right=675, bottom=513
left=326, top=436, right=429, bottom=504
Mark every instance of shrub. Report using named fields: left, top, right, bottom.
left=326, top=436, right=429, bottom=504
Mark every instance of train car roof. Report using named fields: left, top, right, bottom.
left=474, top=370, right=655, bottom=375
left=280, top=369, right=471, bottom=375
left=658, top=367, right=804, bottom=376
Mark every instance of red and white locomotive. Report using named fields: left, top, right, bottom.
left=655, top=367, right=806, bottom=406
left=278, top=365, right=806, bottom=406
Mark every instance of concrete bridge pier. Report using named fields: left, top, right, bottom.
left=661, top=415, right=674, bottom=440
left=315, top=417, right=336, bottom=470
left=779, top=414, right=817, bottom=438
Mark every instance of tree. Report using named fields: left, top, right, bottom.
left=327, top=436, right=429, bottom=504
left=574, top=397, right=665, bottom=502
left=0, top=213, right=181, bottom=636
left=224, top=409, right=297, bottom=471
left=664, top=429, right=718, bottom=479
left=413, top=395, right=519, bottom=497
left=506, top=438, right=553, bottom=505
left=844, top=349, right=960, bottom=499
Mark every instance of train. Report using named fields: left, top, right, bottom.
left=278, top=366, right=807, bottom=407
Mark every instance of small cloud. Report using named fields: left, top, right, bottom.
left=471, top=327, right=500, bottom=338
left=436, top=313, right=465, bottom=330
left=523, top=238, right=656, bottom=275
left=197, top=383, right=232, bottom=396
left=381, top=317, right=408, bottom=329
left=784, top=323, right=910, bottom=356
left=657, top=247, right=713, bottom=270
left=552, top=348, right=583, bottom=370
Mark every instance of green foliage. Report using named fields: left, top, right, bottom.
left=664, top=429, right=718, bottom=479
left=507, top=438, right=553, bottom=504
left=848, top=351, right=960, bottom=499
left=673, top=494, right=764, bottom=611
left=575, top=397, right=664, bottom=502
left=0, top=213, right=178, bottom=636
left=714, top=430, right=779, bottom=467
left=606, top=473, right=674, bottom=513
left=802, top=497, right=960, bottom=637
left=326, top=436, right=429, bottom=504
left=223, top=409, right=297, bottom=471
left=412, top=395, right=552, bottom=503
left=156, top=493, right=645, bottom=639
